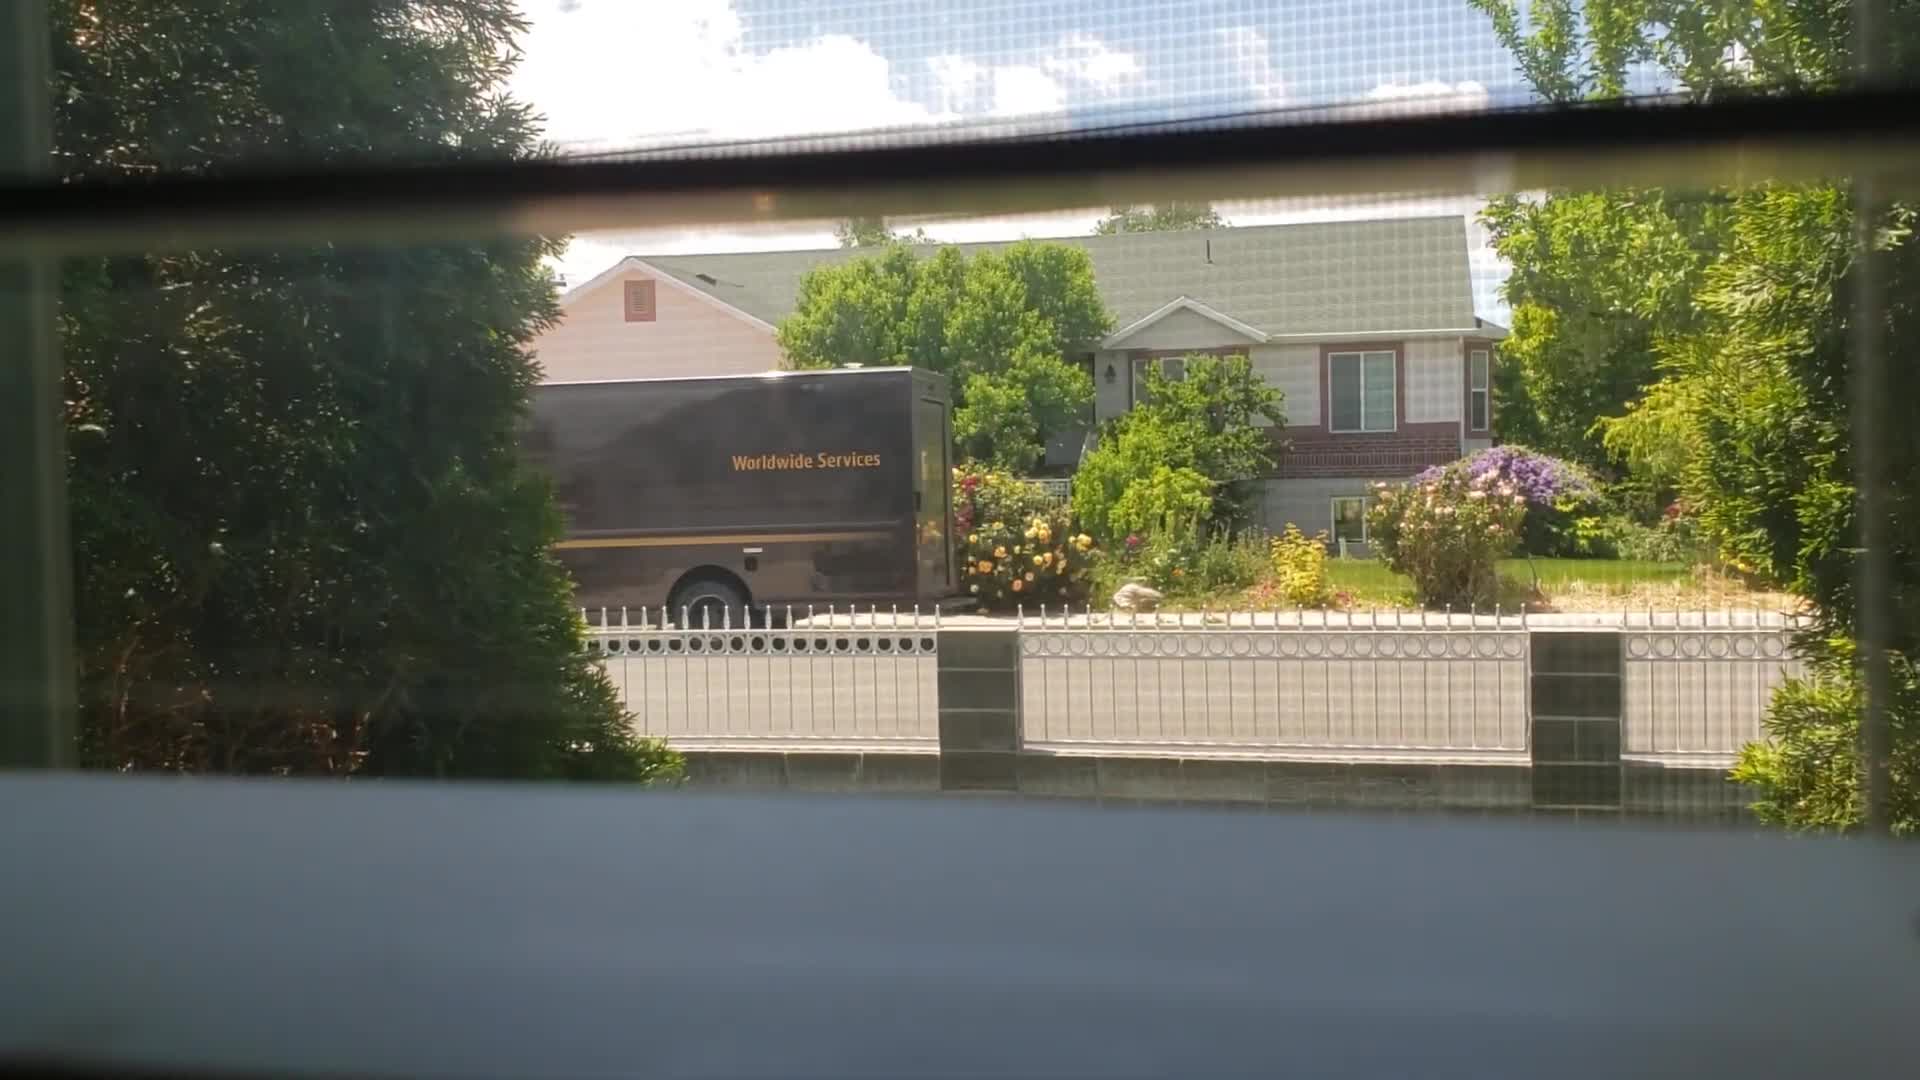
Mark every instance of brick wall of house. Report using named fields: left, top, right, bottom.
left=1268, top=428, right=1461, bottom=479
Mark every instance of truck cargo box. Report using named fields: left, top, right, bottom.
left=523, top=367, right=954, bottom=625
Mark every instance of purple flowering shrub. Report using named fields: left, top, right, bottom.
left=1368, top=462, right=1528, bottom=608
left=1416, top=446, right=1608, bottom=557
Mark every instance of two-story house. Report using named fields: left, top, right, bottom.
left=533, top=216, right=1501, bottom=547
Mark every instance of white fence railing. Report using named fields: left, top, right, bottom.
left=1021, top=478, right=1072, bottom=504
left=587, top=605, right=1806, bottom=767
left=1017, top=613, right=1529, bottom=762
left=1621, top=625, right=1804, bottom=768
left=589, top=618, right=939, bottom=752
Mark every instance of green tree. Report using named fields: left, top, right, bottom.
left=777, top=240, right=1110, bottom=471
left=52, top=0, right=679, bottom=782
left=1093, top=202, right=1226, bottom=234
left=1472, top=0, right=1920, bottom=832
left=1481, top=190, right=1730, bottom=465
left=835, top=216, right=929, bottom=247
left=1073, top=355, right=1285, bottom=541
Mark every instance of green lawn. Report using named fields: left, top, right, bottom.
left=1327, top=557, right=1694, bottom=606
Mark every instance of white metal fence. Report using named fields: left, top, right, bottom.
left=1021, top=478, right=1072, bottom=504
left=586, top=605, right=1807, bottom=767
left=587, top=612, right=940, bottom=752
left=1620, top=616, right=1805, bottom=768
left=1017, top=611, right=1529, bottom=762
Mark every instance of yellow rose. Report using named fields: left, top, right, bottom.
left=993, top=546, right=1007, bottom=559
left=990, top=521, right=1003, bottom=531
left=977, top=560, right=994, bottom=574
left=1032, top=554, right=1045, bottom=567
left=1077, top=533, right=1092, bottom=547
left=967, top=533, right=978, bottom=544
left=1011, top=579, right=1024, bottom=592
left=1172, top=567, right=1184, bottom=578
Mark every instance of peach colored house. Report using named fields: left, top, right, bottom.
left=532, top=258, right=786, bottom=383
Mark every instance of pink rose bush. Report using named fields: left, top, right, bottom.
left=1366, top=461, right=1527, bottom=608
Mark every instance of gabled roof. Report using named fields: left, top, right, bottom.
left=1103, top=296, right=1270, bottom=348
left=558, top=255, right=778, bottom=333
left=633, top=216, right=1482, bottom=339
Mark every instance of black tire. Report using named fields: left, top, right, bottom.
left=671, top=578, right=750, bottom=630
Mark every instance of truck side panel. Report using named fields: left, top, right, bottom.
left=523, top=370, right=943, bottom=613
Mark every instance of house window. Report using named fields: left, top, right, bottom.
left=1332, top=496, right=1373, bottom=545
left=623, top=279, right=657, bottom=323
left=1130, top=355, right=1185, bottom=406
left=1469, top=349, right=1490, bottom=431
left=1328, top=350, right=1395, bottom=432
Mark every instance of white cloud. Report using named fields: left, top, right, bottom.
left=1363, top=79, right=1492, bottom=113
left=516, top=2, right=1141, bottom=152
left=927, top=53, right=1069, bottom=118
left=991, top=65, right=1068, bottom=116
left=1216, top=27, right=1286, bottom=106
left=514, top=0, right=946, bottom=153
left=1043, top=32, right=1144, bottom=92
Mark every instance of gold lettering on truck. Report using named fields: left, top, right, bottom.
left=729, top=451, right=882, bottom=471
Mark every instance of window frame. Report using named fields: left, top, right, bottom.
left=623, top=278, right=657, bottom=323
left=1331, top=495, right=1374, bottom=545
left=1129, top=353, right=1190, bottom=407
left=1468, top=348, right=1491, bottom=432
left=1326, top=349, right=1398, bottom=434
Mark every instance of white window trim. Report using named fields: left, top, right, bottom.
left=1327, top=350, right=1398, bottom=434
left=1468, top=348, right=1491, bottom=432
left=1331, top=495, right=1374, bottom=545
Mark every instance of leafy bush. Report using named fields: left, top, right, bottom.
left=953, top=465, right=1095, bottom=611
left=1185, top=533, right=1270, bottom=596
left=1368, top=464, right=1528, bottom=608
left=1607, top=510, right=1708, bottom=563
left=1268, top=525, right=1332, bottom=607
left=1092, top=526, right=1264, bottom=601
left=1108, top=465, right=1213, bottom=541
left=1072, top=355, right=1284, bottom=541
left=1731, top=642, right=1919, bottom=836
left=1418, top=445, right=1604, bottom=557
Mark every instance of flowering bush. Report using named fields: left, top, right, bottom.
left=1368, top=463, right=1528, bottom=608
left=952, top=463, right=1056, bottom=538
left=1268, top=525, right=1331, bottom=607
left=1416, top=445, right=1605, bottom=557
left=953, top=465, right=1097, bottom=611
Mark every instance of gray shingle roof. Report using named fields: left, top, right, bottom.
left=641, top=215, right=1478, bottom=339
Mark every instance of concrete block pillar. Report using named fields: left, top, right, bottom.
left=1529, top=632, right=1623, bottom=812
left=936, top=627, right=1022, bottom=792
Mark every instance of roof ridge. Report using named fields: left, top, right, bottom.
left=635, top=213, right=1468, bottom=263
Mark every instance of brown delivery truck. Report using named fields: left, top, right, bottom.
left=523, top=367, right=956, bottom=626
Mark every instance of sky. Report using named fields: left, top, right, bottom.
left=509, top=0, right=1534, bottom=320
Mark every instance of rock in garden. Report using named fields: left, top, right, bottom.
left=1112, top=582, right=1163, bottom=613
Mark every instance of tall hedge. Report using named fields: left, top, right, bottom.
left=52, top=0, right=678, bottom=781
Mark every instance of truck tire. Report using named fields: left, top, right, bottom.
left=671, top=578, right=750, bottom=630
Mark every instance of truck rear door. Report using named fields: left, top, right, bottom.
left=914, top=394, right=953, bottom=595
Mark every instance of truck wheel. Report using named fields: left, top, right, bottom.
left=672, top=579, right=749, bottom=630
